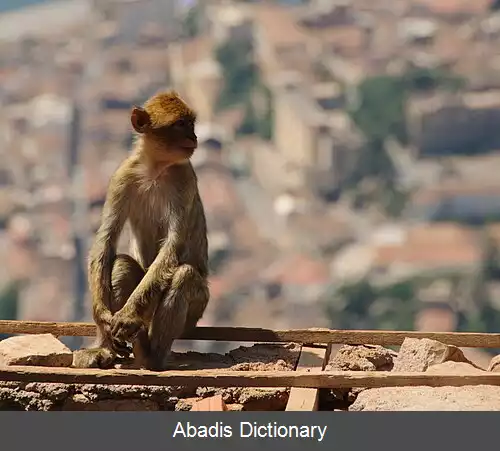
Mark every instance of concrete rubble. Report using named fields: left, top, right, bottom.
left=0, top=335, right=300, bottom=411
left=1, top=334, right=500, bottom=410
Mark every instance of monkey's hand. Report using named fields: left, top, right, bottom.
left=110, top=306, right=144, bottom=348
left=94, top=308, right=132, bottom=357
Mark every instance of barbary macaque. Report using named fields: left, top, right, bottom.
left=73, top=91, right=209, bottom=371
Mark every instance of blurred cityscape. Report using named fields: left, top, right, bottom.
left=1, top=0, right=500, bottom=362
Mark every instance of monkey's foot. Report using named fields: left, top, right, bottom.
left=111, top=339, right=133, bottom=358
left=72, top=348, right=118, bottom=369
left=145, top=354, right=177, bottom=372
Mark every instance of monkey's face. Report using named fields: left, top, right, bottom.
left=157, top=117, right=198, bottom=156
left=131, top=105, right=198, bottom=165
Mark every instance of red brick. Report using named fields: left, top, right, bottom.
left=191, top=395, right=228, bottom=411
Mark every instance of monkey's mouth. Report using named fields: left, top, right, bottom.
left=179, top=147, right=196, bottom=156
left=180, top=138, right=197, bottom=151
left=180, top=144, right=197, bottom=154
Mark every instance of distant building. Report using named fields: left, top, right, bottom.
left=330, top=223, right=484, bottom=285
left=269, top=83, right=361, bottom=199
left=94, top=0, right=180, bottom=42
left=407, top=90, right=500, bottom=157
left=408, top=182, right=500, bottom=223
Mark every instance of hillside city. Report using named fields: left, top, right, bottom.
left=1, top=0, right=500, bottom=364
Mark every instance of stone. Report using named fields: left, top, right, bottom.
left=227, top=343, right=301, bottom=371
left=392, top=338, right=479, bottom=372
left=0, top=381, right=183, bottom=411
left=0, top=382, right=71, bottom=411
left=238, top=388, right=289, bottom=411
left=226, top=403, right=244, bottom=411
left=0, top=334, right=73, bottom=367
left=488, top=355, right=500, bottom=372
left=322, top=345, right=397, bottom=410
left=349, top=386, right=500, bottom=411
left=175, top=398, right=199, bottom=411
left=349, top=360, right=494, bottom=411
left=426, top=361, right=485, bottom=375
left=63, top=396, right=159, bottom=411
left=325, top=345, right=397, bottom=372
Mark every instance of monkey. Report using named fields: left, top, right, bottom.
left=72, top=90, right=210, bottom=371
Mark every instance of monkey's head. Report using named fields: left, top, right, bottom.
left=131, top=90, right=198, bottom=165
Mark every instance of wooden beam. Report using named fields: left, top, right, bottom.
left=0, top=321, right=95, bottom=337
left=1, top=320, right=500, bottom=347
left=2, top=365, right=500, bottom=389
left=285, top=344, right=332, bottom=411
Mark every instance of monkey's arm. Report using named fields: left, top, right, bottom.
left=88, top=167, right=131, bottom=325
left=110, top=200, right=192, bottom=342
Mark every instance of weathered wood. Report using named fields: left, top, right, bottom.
left=285, top=345, right=331, bottom=411
left=191, top=395, right=228, bottom=411
left=1, top=320, right=500, bottom=347
left=1, top=365, right=500, bottom=389
left=0, top=321, right=96, bottom=337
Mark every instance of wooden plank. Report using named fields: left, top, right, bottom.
left=1, top=320, right=500, bottom=347
left=1, top=365, right=500, bottom=389
left=285, top=344, right=331, bottom=411
left=191, top=395, right=228, bottom=411
left=0, top=320, right=95, bottom=337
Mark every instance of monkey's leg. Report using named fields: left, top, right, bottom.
left=109, top=254, right=152, bottom=367
left=73, top=255, right=145, bottom=369
left=147, top=264, right=208, bottom=371
left=183, top=281, right=210, bottom=335
left=110, top=254, right=145, bottom=313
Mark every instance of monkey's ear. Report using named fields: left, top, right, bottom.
left=131, top=106, right=151, bottom=133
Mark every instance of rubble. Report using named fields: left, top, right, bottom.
left=488, top=355, right=500, bottom=372
left=349, top=385, right=500, bottom=411
left=321, top=344, right=397, bottom=410
left=392, top=338, right=481, bottom=372
left=348, top=342, right=499, bottom=411
left=1, top=333, right=499, bottom=411
left=0, top=334, right=73, bottom=367
left=0, top=339, right=300, bottom=411
left=325, top=345, right=397, bottom=372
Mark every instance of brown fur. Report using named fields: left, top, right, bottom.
left=72, top=91, right=209, bottom=371
left=143, top=90, right=196, bottom=127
